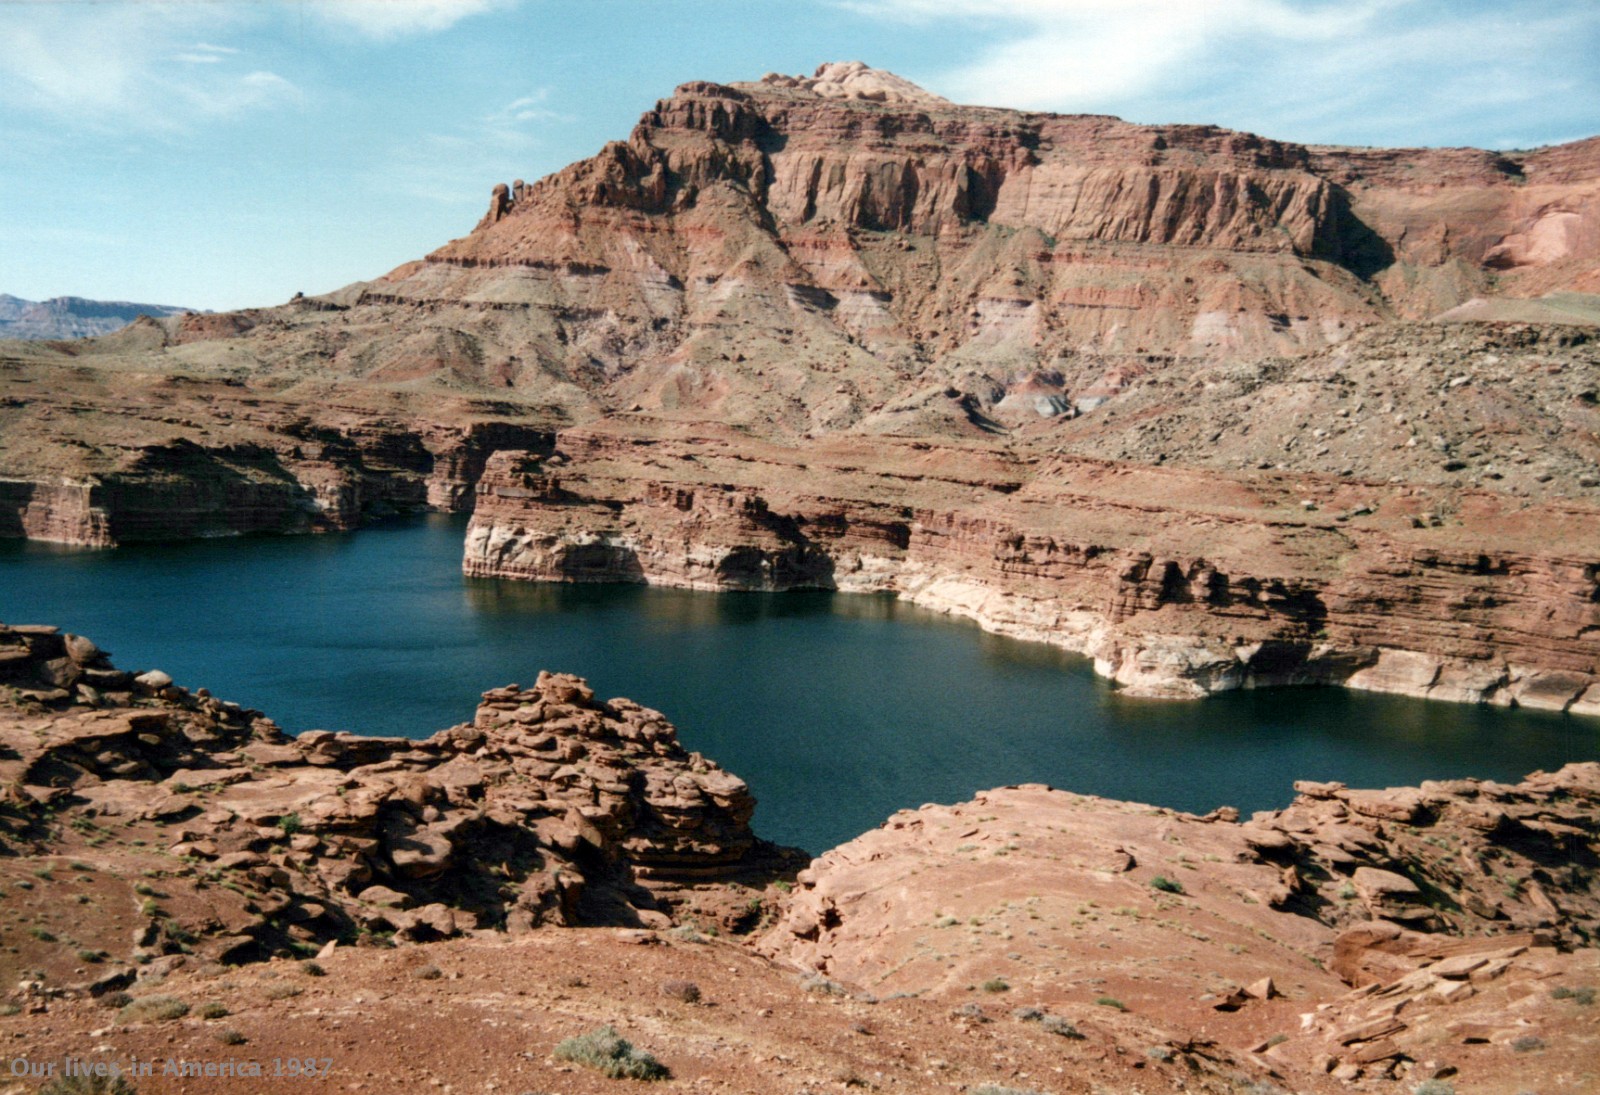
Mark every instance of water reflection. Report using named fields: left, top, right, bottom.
left=462, top=579, right=914, bottom=629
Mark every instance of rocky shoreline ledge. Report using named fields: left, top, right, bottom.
left=2, top=620, right=1597, bottom=1092
left=0, top=622, right=804, bottom=978
left=462, top=423, right=1600, bottom=713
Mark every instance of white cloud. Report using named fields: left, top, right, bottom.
left=176, top=42, right=242, bottom=64
left=310, top=0, right=516, bottom=40
left=495, top=89, right=568, bottom=125
left=843, top=0, right=1600, bottom=147
left=0, top=5, right=299, bottom=131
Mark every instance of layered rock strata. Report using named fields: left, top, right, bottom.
left=0, top=374, right=554, bottom=546
left=6, top=65, right=1600, bottom=503
left=463, top=421, right=1600, bottom=709
left=0, top=623, right=801, bottom=988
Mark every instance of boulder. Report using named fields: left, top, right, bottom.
left=386, top=823, right=455, bottom=878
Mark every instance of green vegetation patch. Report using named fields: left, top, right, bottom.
left=553, top=1025, right=670, bottom=1081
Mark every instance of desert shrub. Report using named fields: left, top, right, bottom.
left=97, top=991, right=133, bottom=1010
left=116, top=995, right=188, bottom=1024
left=196, top=1002, right=229, bottom=1019
left=951, top=1002, right=989, bottom=1022
left=264, top=983, right=303, bottom=1000
left=553, top=1026, right=669, bottom=1081
left=1551, top=985, right=1595, bottom=1005
left=1512, top=1035, right=1545, bottom=1053
left=1413, top=1081, right=1456, bottom=1095
left=1095, top=996, right=1126, bottom=1010
left=1011, top=1006, right=1044, bottom=1022
left=409, top=964, right=442, bottom=981
left=801, top=973, right=846, bottom=995
left=37, top=1073, right=139, bottom=1095
left=658, top=979, right=701, bottom=1003
left=299, top=961, right=325, bottom=977
left=1150, top=875, right=1185, bottom=895
left=1040, top=1014, right=1084, bottom=1039
left=213, top=1027, right=247, bottom=1046
left=276, top=813, right=302, bottom=836
left=980, top=977, right=1010, bottom=993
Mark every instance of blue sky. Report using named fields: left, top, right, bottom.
left=2, top=0, right=1596, bottom=312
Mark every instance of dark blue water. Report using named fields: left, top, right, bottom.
left=3, top=515, right=1593, bottom=854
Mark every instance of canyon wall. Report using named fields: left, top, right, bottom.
left=462, top=430, right=1600, bottom=712
left=0, top=400, right=554, bottom=547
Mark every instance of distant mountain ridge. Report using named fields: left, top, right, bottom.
left=0, top=294, right=197, bottom=340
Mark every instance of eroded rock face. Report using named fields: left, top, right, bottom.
left=0, top=410, right=555, bottom=547
left=463, top=425, right=1600, bottom=707
left=3, top=620, right=1596, bottom=1093
left=0, top=624, right=800, bottom=987
left=761, top=768, right=1600, bottom=983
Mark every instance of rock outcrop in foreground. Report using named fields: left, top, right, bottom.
left=0, top=623, right=801, bottom=985
left=2, top=621, right=1597, bottom=1093
left=761, top=772, right=1600, bottom=1089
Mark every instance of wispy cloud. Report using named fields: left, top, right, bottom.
left=175, top=42, right=242, bottom=65
left=382, top=87, right=565, bottom=205
left=493, top=89, right=568, bottom=125
left=0, top=5, right=298, bottom=131
left=843, top=0, right=1600, bottom=147
left=310, top=0, right=518, bottom=40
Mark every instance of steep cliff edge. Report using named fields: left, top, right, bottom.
left=6, top=63, right=1599, bottom=465
left=0, top=365, right=556, bottom=545
left=462, top=406, right=1600, bottom=709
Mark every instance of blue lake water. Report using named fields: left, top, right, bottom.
left=3, top=515, right=1593, bottom=854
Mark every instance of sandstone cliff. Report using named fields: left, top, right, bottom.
left=461, top=407, right=1600, bottom=710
